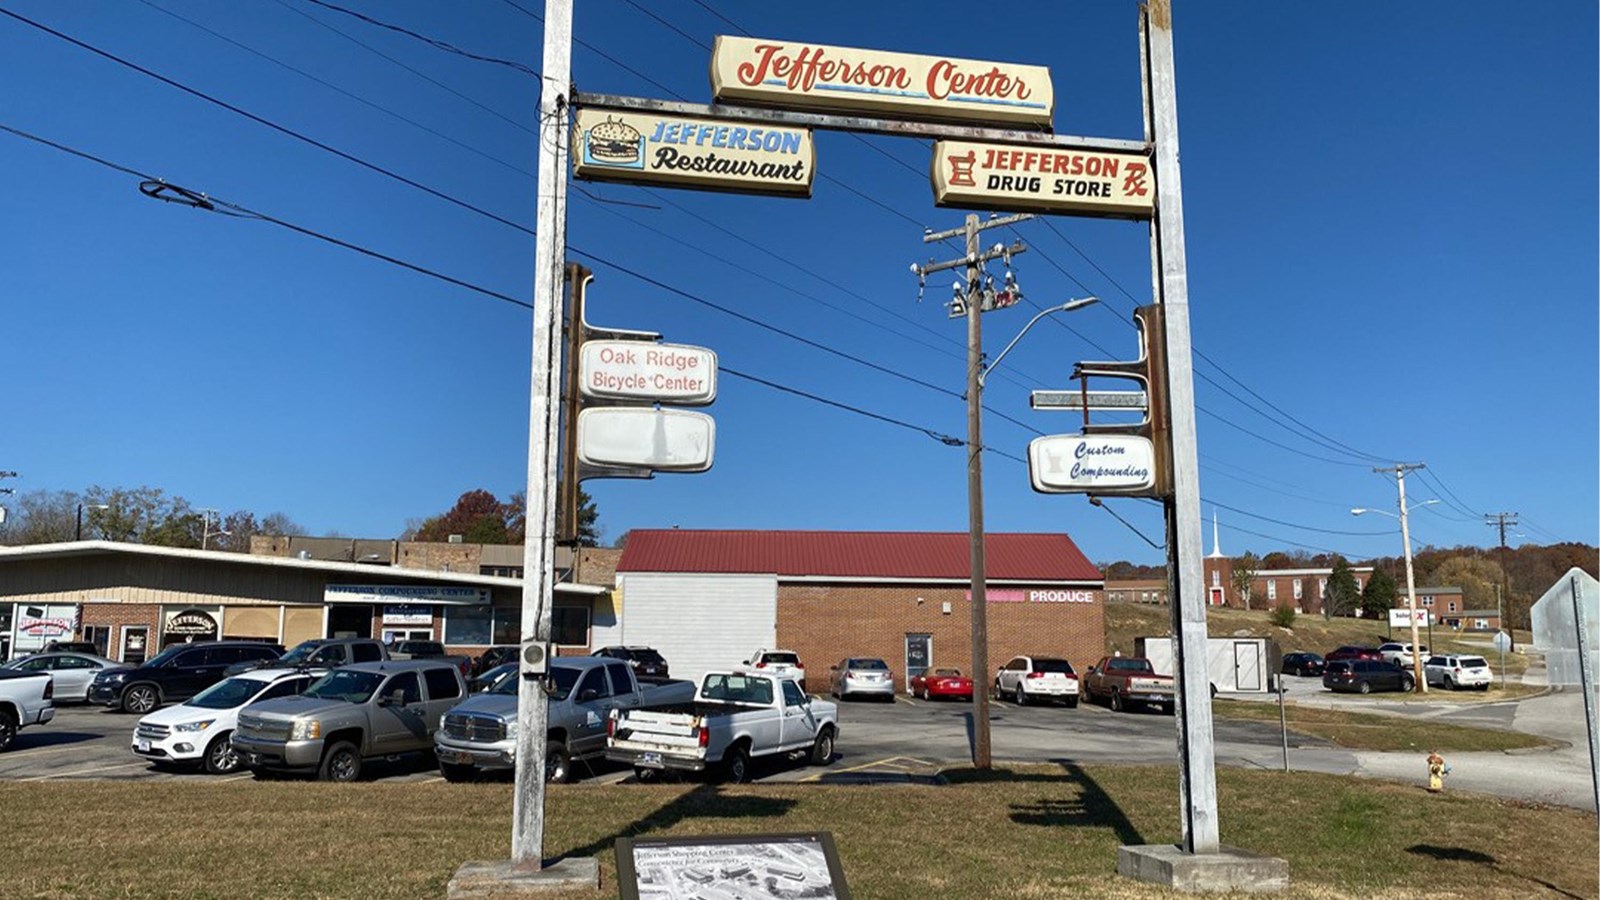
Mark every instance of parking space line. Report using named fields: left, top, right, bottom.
left=415, top=775, right=445, bottom=784
left=20, top=761, right=149, bottom=781
left=898, top=695, right=917, bottom=705
left=217, top=774, right=252, bottom=782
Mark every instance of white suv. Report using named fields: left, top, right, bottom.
left=1378, top=642, right=1429, bottom=668
left=132, top=668, right=320, bottom=774
left=745, top=649, right=807, bottom=692
left=1424, top=654, right=1493, bottom=691
left=995, top=656, right=1080, bottom=708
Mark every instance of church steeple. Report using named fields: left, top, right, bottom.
left=1208, top=510, right=1223, bottom=559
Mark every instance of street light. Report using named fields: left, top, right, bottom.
left=978, top=296, right=1099, bottom=388
left=199, top=509, right=227, bottom=550
left=76, top=503, right=110, bottom=541
left=1353, top=497, right=1441, bottom=693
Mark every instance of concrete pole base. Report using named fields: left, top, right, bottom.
left=1117, top=844, right=1289, bottom=893
left=446, top=857, right=600, bottom=898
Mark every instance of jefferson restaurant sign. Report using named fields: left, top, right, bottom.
left=711, top=36, right=1053, bottom=127
left=931, top=140, right=1155, bottom=219
left=572, top=108, right=814, bottom=196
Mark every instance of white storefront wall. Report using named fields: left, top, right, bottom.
left=614, top=573, right=777, bottom=685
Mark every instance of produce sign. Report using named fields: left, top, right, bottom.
left=712, top=36, right=1052, bottom=127
left=931, top=140, right=1155, bottom=219
left=1029, top=434, right=1157, bottom=494
left=572, top=108, right=814, bottom=196
left=580, top=341, right=717, bottom=406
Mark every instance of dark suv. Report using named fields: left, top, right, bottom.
left=90, top=641, right=283, bottom=713
left=1323, top=659, right=1414, bottom=694
left=224, top=638, right=388, bottom=676
left=594, top=646, right=670, bottom=681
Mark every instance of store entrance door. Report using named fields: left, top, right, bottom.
left=905, top=633, right=932, bottom=681
left=327, top=605, right=372, bottom=639
left=120, top=626, right=149, bottom=665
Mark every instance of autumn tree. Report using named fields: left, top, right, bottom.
left=0, top=489, right=80, bottom=545
left=1324, top=556, right=1361, bottom=618
left=1231, top=552, right=1259, bottom=610
left=1428, top=555, right=1507, bottom=613
left=413, top=489, right=510, bottom=544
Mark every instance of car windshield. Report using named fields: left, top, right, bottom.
left=762, top=653, right=800, bottom=665
left=491, top=665, right=581, bottom=700
left=278, top=641, right=324, bottom=663
left=849, top=659, right=888, bottom=670
left=632, top=650, right=666, bottom=663
left=1460, top=657, right=1489, bottom=668
left=1110, top=659, right=1153, bottom=672
left=1033, top=659, right=1075, bottom=674
left=303, top=670, right=384, bottom=704
left=187, top=677, right=269, bottom=710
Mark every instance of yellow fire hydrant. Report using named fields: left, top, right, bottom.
left=1426, top=750, right=1448, bottom=793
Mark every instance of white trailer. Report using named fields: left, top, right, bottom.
left=1134, top=636, right=1277, bottom=694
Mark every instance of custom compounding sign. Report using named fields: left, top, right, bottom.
left=572, top=108, right=815, bottom=196
left=616, top=832, right=851, bottom=900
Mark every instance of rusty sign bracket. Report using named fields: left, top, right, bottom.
left=572, top=91, right=1150, bottom=155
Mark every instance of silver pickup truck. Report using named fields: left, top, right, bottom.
left=232, top=660, right=466, bottom=781
left=434, top=656, right=694, bottom=783
left=0, top=669, right=55, bottom=751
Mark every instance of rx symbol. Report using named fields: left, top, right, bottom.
left=1122, top=161, right=1150, bottom=197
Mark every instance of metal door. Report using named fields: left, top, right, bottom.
left=1233, top=642, right=1262, bottom=691
left=905, top=634, right=932, bottom=681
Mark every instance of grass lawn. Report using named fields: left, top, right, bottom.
left=2, top=769, right=1593, bottom=899
left=1105, top=605, right=1534, bottom=676
left=1211, top=699, right=1552, bottom=753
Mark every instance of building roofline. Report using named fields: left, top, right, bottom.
left=0, top=540, right=605, bottom=595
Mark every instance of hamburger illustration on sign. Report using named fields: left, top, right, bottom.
left=572, top=108, right=815, bottom=197
left=580, top=116, right=644, bottom=170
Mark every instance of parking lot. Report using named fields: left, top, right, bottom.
left=1, top=684, right=1337, bottom=786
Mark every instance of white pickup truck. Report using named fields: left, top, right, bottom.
left=605, top=670, right=838, bottom=783
left=0, top=669, right=56, bottom=751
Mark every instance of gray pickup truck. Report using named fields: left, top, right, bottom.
left=232, top=660, right=466, bottom=781
left=434, top=656, right=694, bottom=783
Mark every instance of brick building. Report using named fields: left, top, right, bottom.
left=610, top=530, right=1105, bottom=687
left=0, top=541, right=612, bottom=662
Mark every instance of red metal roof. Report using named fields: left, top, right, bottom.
left=617, top=530, right=1101, bottom=582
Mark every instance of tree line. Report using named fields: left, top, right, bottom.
left=0, top=486, right=304, bottom=551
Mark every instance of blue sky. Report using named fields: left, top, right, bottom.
left=2, top=1, right=1594, bottom=564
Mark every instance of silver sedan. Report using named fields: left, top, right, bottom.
left=2, top=652, right=122, bottom=702
left=828, top=658, right=896, bottom=701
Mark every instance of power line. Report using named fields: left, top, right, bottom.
left=1215, top=521, right=1359, bottom=559
left=620, top=0, right=709, bottom=51
left=691, top=0, right=751, bottom=36
left=296, top=0, right=542, bottom=79
left=1198, top=462, right=1352, bottom=509
left=270, top=0, right=536, bottom=135
left=1202, top=499, right=1396, bottom=537
left=0, top=7, right=538, bottom=238
left=721, top=367, right=963, bottom=446
left=1197, top=406, right=1372, bottom=468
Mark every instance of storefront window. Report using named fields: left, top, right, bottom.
left=551, top=606, right=589, bottom=647
left=444, top=606, right=492, bottom=645
left=492, top=607, right=521, bottom=645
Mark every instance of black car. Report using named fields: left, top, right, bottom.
left=470, top=645, right=519, bottom=678
left=88, top=641, right=283, bottom=713
left=594, top=645, right=670, bottom=681
left=1323, top=659, right=1413, bottom=694
left=1281, top=652, right=1325, bottom=677
left=223, top=638, right=387, bottom=676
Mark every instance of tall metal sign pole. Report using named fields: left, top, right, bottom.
left=1571, top=574, right=1600, bottom=822
left=512, top=0, right=572, bottom=871
left=1142, top=0, right=1219, bottom=853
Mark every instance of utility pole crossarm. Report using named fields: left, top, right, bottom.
left=912, top=241, right=1027, bottom=277
left=923, top=213, right=1035, bottom=243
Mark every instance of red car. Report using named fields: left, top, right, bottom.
left=909, top=667, right=973, bottom=701
left=1324, top=645, right=1383, bottom=663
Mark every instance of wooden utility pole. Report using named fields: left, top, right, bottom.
left=1375, top=463, right=1429, bottom=693
left=1486, top=512, right=1518, bottom=636
left=912, top=213, right=1030, bottom=769
left=512, top=0, right=571, bottom=871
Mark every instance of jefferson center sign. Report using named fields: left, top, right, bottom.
left=572, top=108, right=814, bottom=196
left=711, top=36, right=1053, bottom=126
left=931, top=140, right=1154, bottom=219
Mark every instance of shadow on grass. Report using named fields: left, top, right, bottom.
left=943, top=759, right=1145, bottom=846
left=564, top=784, right=799, bottom=860
left=1406, top=844, right=1587, bottom=900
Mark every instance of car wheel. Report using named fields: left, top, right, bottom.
left=121, top=684, right=159, bottom=714
left=1209, top=683, right=1218, bottom=700
left=1014, top=685, right=1028, bottom=706
left=633, top=766, right=660, bottom=783
left=202, top=731, right=240, bottom=775
left=545, top=740, right=572, bottom=784
left=810, top=728, right=834, bottom=766
left=440, top=762, right=476, bottom=783
left=1110, top=690, right=1124, bottom=713
left=1064, top=696, right=1079, bottom=709
left=1162, top=703, right=1176, bottom=716
left=1444, top=675, right=1456, bottom=691
left=722, top=744, right=752, bottom=784
left=0, top=708, right=16, bottom=751
left=1477, top=683, right=1490, bottom=692
left=318, top=741, right=362, bottom=783
left=1402, top=676, right=1415, bottom=692
left=1358, top=680, right=1372, bottom=695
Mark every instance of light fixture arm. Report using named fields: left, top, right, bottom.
left=978, top=297, right=1098, bottom=388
